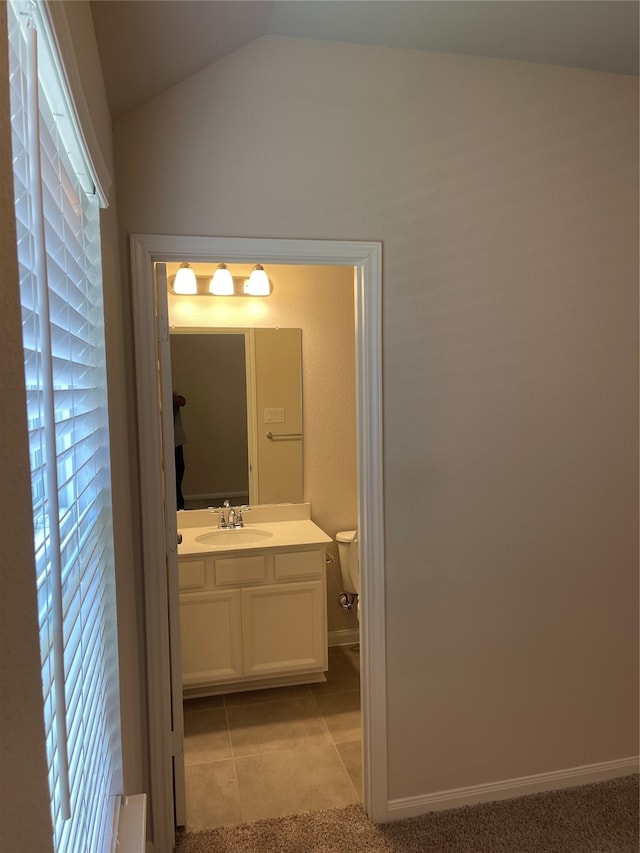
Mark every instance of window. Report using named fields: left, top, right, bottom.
left=7, top=1, right=122, bottom=851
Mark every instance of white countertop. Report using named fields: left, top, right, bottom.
left=178, top=519, right=332, bottom=557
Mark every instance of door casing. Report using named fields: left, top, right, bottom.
left=130, top=234, right=387, bottom=852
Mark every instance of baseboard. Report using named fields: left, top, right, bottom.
left=387, top=756, right=639, bottom=820
left=328, top=628, right=360, bottom=647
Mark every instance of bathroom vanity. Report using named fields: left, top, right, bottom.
left=177, top=504, right=332, bottom=697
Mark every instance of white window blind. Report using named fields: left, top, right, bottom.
left=7, top=2, right=122, bottom=852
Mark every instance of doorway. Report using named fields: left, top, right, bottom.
left=172, top=262, right=356, bottom=828
left=130, top=235, right=387, bottom=851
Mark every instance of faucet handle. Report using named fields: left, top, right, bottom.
left=212, top=502, right=228, bottom=528
left=208, top=506, right=224, bottom=527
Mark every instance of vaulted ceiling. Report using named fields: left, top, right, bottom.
left=90, top=0, right=640, bottom=118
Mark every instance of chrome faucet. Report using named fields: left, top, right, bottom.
left=216, top=500, right=248, bottom=529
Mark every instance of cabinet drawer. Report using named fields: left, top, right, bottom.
left=179, top=558, right=207, bottom=590
left=214, top=554, right=267, bottom=587
left=274, top=549, right=323, bottom=581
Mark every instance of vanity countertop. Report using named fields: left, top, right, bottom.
left=177, top=519, right=332, bottom=557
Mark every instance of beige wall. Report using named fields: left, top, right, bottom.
left=254, top=327, right=304, bottom=504
left=114, top=35, right=638, bottom=802
left=167, top=263, right=359, bottom=634
left=0, top=3, right=146, bottom=844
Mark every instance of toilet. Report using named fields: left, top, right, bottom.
left=336, top=529, right=360, bottom=619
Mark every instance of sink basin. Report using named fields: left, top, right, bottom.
left=195, top=528, right=273, bottom=546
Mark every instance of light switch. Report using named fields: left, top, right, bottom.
left=264, top=407, right=285, bottom=423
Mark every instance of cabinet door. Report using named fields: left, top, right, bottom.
left=242, top=580, right=327, bottom=678
left=180, top=590, right=242, bottom=688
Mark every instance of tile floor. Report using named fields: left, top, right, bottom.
left=181, top=645, right=361, bottom=831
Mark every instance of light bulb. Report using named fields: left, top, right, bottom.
left=209, top=264, right=234, bottom=296
left=245, top=264, right=271, bottom=296
left=173, top=263, right=197, bottom=295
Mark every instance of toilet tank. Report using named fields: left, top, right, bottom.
left=336, top=529, right=358, bottom=594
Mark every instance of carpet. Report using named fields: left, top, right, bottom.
left=175, top=773, right=639, bottom=852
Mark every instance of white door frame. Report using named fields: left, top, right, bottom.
left=130, top=234, right=387, bottom=852
left=153, top=262, right=186, bottom=826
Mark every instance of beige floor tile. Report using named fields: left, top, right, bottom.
left=184, top=759, right=242, bottom=830
left=235, top=743, right=359, bottom=823
left=336, top=740, right=363, bottom=798
left=224, top=684, right=312, bottom=708
left=184, top=708, right=232, bottom=765
left=183, top=694, right=225, bottom=712
left=227, top=695, right=332, bottom=757
left=333, top=644, right=361, bottom=668
left=311, top=646, right=360, bottom=696
left=313, top=690, right=362, bottom=744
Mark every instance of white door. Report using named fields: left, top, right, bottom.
left=154, top=262, right=186, bottom=826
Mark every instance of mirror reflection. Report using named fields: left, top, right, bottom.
left=170, top=329, right=303, bottom=509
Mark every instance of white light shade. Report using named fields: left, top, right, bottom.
left=173, top=263, right=197, bottom=294
left=245, top=264, right=271, bottom=296
left=210, top=264, right=234, bottom=295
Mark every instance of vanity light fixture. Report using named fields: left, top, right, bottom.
left=173, top=262, right=197, bottom=295
left=169, top=263, right=273, bottom=297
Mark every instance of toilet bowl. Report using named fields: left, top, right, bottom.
left=336, top=529, right=360, bottom=618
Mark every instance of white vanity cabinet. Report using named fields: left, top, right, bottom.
left=179, top=546, right=328, bottom=695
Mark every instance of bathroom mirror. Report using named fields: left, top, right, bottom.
left=170, top=328, right=303, bottom=508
